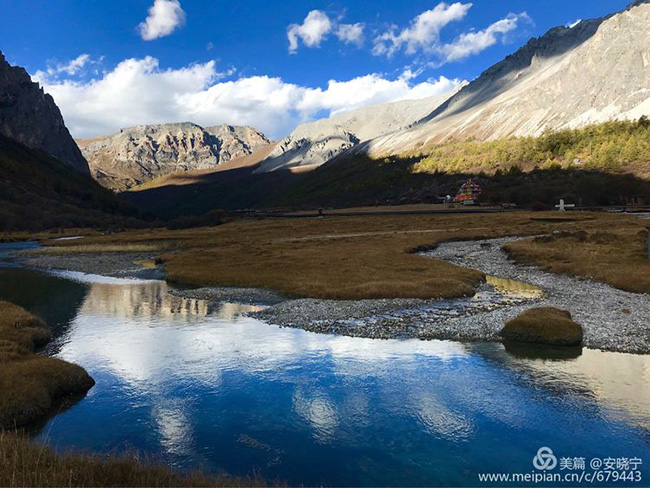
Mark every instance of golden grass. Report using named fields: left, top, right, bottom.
left=501, top=307, right=583, bottom=346
left=25, top=242, right=170, bottom=254
left=0, top=301, right=94, bottom=429
left=504, top=229, right=650, bottom=294
left=24, top=211, right=645, bottom=300
left=0, top=433, right=274, bottom=488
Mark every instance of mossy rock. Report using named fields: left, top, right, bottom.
left=501, top=307, right=583, bottom=347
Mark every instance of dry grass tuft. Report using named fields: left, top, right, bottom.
left=0, top=433, right=274, bottom=488
left=0, top=301, right=94, bottom=429
left=0, top=301, right=50, bottom=350
left=501, top=307, right=583, bottom=346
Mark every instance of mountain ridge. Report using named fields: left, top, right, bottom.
left=253, top=86, right=464, bottom=173
left=362, top=1, right=650, bottom=157
left=78, top=122, right=270, bottom=190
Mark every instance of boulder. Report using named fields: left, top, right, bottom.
left=501, top=307, right=583, bottom=346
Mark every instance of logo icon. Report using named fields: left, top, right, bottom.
left=533, top=447, right=557, bottom=471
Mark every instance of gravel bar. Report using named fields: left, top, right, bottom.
left=169, top=286, right=286, bottom=305
left=21, top=252, right=164, bottom=280
left=255, top=237, right=650, bottom=354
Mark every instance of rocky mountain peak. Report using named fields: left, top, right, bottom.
left=78, top=122, right=270, bottom=191
left=365, top=0, right=650, bottom=156
left=0, top=51, right=89, bottom=174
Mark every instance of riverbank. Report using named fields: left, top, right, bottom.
left=0, top=433, right=273, bottom=488
left=8, top=212, right=649, bottom=352
left=0, top=301, right=94, bottom=429
left=22, top=251, right=162, bottom=279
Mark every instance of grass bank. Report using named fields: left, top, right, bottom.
left=0, top=301, right=94, bottom=429
left=0, top=433, right=272, bottom=488
left=31, top=211, right=645, bottom=300
left=505, top=229, right=650, bottom=294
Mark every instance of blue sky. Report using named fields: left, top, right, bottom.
left=0, top=0, right=631, bottom=138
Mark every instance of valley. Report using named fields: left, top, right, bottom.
left=1, top=0, right=650, bottom=487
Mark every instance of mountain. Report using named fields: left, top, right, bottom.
left=364, top=0, right=650, bottom=157
left=0, top=51, right=89, bottom=174
left=78, top=123, right=270, bottom=191
left=125, top=1, right=650, bottom=216
left=253, top=87, right=463, bottom=173
left=0, top=134, right=143, bottom=231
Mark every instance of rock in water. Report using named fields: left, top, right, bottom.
left=78, top=122, right=271, bottom=190
left=501, top=307, right=583, bottom=346
left=0, top=51, right=89, bottom=174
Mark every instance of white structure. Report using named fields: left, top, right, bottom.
left=555, top=199, right=576, bottom=212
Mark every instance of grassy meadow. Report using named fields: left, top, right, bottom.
left=32, top=211, right=649, bottom=299
left=505, top=229, right=650, bottom=294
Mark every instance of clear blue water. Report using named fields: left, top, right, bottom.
left=1, top=242, right=649, bottom=486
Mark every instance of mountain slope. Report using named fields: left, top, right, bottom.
left=254, top=87, right=463, bottom=173
left=365, top=1, right=650, bottom=157
left=78, top=123, right=270, bottom=191
left=0, top=51, right=89, bottom=174
left=0, top=135, right=141, bottom=231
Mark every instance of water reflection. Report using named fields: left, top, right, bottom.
left=0, top=262, right=646, bottom=486
left=486, top=276, right=545, bottom=299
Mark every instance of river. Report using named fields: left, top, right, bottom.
left=1, top=242, right=649, bottom=486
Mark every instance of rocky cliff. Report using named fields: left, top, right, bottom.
left=78, top=123, right=270, bottom=190
left=0, top=51, right=89, bottom=174
left=365, top=1, right=650, bottom=157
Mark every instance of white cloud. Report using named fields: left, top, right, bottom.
left=437, top=13, right=531, bottom=63
left=287, top=10, right=333, bottom=54
left=138, top=0, right=186, bottom=41
left=372, top=2, right=530, bottom=64
left=336, top=23, right=366, bottom=47
left=36, top=56, right=461, bottom=139
left=287, top=11, right=366, bottom=53
left=373, top=2, right=472, bottom=57
left=58, top=54, right=91, bottom=75
left=296, top=72, right=458, bottom=118
left=34, top=54, right=94, bottom=81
